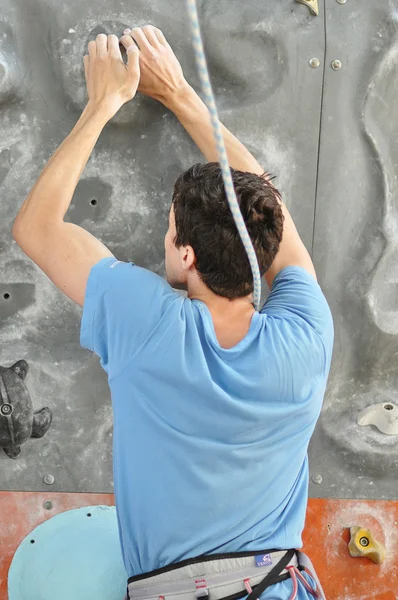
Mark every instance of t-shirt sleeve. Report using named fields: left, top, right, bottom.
left=262, top=266, right=334, bottom=350
left=80, top=257, right=178, bottom=380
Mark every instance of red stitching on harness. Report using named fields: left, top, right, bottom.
left=244, top=579, right=252, bottom=594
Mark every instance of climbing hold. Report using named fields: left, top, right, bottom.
left=8, top=506, right=125, bottom=600
left=296, top=0, right=319, bottom=16
left=0, top=22, right=24, bottom=105
left=358, top=402, right=398, bottom=435
left=58, top=20, right=143, bottom=124
left=348, top=526, right=386, bottom=564
left=0, top=360, right=52, bottom=458
left=311, top=473, right=323, bottom=485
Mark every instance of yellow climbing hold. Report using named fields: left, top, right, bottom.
left=348, top=526, right=386, bottom=564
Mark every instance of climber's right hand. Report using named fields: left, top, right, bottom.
left=119, top=26, right=188, bottom=106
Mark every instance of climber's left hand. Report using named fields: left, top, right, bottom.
left=84, top=33, right=140, bottom=120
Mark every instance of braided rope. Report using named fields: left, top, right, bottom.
left=186, top=0, right=262, bottom=309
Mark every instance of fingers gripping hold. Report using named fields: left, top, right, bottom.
left=120, top=34, right=138, bottom=53
left=83, top=30, right=140, bottom=118
left=153, top=27, right=168, bottom=46
left=119, top=34, right=141, bottom=74
left=126, top=44, right=140, bottom=77
left=96, top=33, right=108, bottom=58
left=83, top=55, right=89, bottom=79
left=107, top=34, right=122, bottom=59
left=130, top=27, right=152, bottom=52
left=141, top=25, right=162, bottom=48
left=119, top=24, right=185, bottom=102
left=88, top=40, right=96, bottom=59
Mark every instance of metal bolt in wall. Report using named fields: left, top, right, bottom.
left=43, top=474, right=55, bottom=485
left=43, top=500, right=53, bottom=510
left=360, top=536, right=370, bottom=547
left=309, top=58, right=320, bottom=69
left=336, top=0, right=347, bottom=4
left=332, top=59, right=342, bottom=70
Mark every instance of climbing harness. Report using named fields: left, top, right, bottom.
left=126, top=549, right=326, bottom=600
left=185, top=0, right=262, bottom=310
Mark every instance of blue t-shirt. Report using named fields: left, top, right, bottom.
left=80, top=258, right=333, bottom=597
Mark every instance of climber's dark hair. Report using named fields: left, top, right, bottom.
left=172, top=162, right=284, bottom=299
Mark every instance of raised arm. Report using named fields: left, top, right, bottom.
left=12, top=34, right=140, bottom=306
left=120, top=26, right=316, bottom=287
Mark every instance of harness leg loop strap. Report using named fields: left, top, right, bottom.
left=296, top=552, right=326, bottom=600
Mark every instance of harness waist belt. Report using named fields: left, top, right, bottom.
left=127, top=550, right=300, bottom=600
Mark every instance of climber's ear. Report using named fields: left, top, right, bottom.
left=10, top=360, right=29, bottom=381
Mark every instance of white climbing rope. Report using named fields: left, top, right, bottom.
left=186, top=0, right=262, bottom=309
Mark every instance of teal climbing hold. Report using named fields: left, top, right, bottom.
left=8, top=505, right=126, bottom=600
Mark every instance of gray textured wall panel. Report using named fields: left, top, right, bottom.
left=309, top=0, right=398, bottom=499
left=1, top=0, right=325, bottom=493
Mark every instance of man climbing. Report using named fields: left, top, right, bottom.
left=13, top=26, right=333, bottom=600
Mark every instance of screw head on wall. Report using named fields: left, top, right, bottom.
left=332, top=59, right=342, bottom=70
left=309, top=57, right=320, bottom=69
left=43, top=474, right=55, bottom=485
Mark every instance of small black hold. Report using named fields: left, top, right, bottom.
left=32, top=407, right=52, bottom=439
left=87, top=513, right=92, bottom=517
left=3, top=293, right=10, bottom=300
left=30, top=539, right=35, bottom=544
left=90, top=199, right=97, bottom=206
left=0, top=360, right=52, bottom=458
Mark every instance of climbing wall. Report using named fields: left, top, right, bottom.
left=1, top=0, right=398, bottom=598
left=0, top=0, right=323, bottom=492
